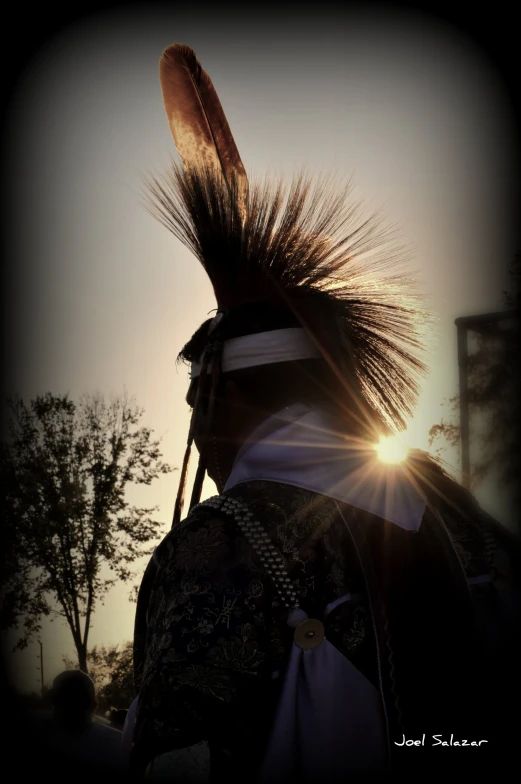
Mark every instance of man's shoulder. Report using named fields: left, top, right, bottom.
left=163, top=482, right=322, bottom=536
left=408, top=451, right=520, bottom=585
left=153, top=482, right=336, bottom=574
left=90, top=722, right=122, bottom=740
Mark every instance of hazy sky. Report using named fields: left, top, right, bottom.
left=4, top=5, right=517, bottom=692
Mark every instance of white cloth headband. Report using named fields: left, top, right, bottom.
left=190, top=327, right=321, bottom=378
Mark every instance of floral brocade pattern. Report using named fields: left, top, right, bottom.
left=132, top=482, right=374, bottom=769
left=132, top=477, right=513, bottom=773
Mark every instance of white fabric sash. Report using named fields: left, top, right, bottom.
left=260, top=633, right=388, bottom=782
left=120, top=696, right=138, bottom=763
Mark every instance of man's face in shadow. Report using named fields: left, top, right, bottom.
left=186, top=376, right=257, bottom=492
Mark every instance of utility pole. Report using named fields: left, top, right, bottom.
left=37, top=640, right=44, bottom=695
left=456, top=321, right=470, bottom=488
left=454, top=310, right=516, bottom=489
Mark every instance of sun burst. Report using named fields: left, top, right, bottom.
left=375, top=434, right=410, bottom=464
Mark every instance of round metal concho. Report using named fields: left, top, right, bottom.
left=293, top=618, right=325, bottom=650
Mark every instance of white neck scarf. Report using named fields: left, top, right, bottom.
left=224, top=403, right=426, bottom=531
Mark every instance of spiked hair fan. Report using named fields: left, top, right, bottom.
left=144, top=43, right=429, bottom=526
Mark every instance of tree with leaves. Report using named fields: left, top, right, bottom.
left=63, top=640, right=134, bottom=714
left=429, top=253, right=520, bottom=515
left=1, top=393, right=172, bottom=672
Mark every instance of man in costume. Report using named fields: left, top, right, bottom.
left=129, top=44, right=520, bottom=781
left=33, top=670, right=123, bottom=776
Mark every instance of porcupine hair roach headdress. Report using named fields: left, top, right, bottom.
left=143, top=44, right=429, bottom=527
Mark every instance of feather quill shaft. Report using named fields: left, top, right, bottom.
left=160, top=43, right=248, bottom=208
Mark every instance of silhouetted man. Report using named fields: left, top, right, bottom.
left=40, top=670, right=123, bottom=777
